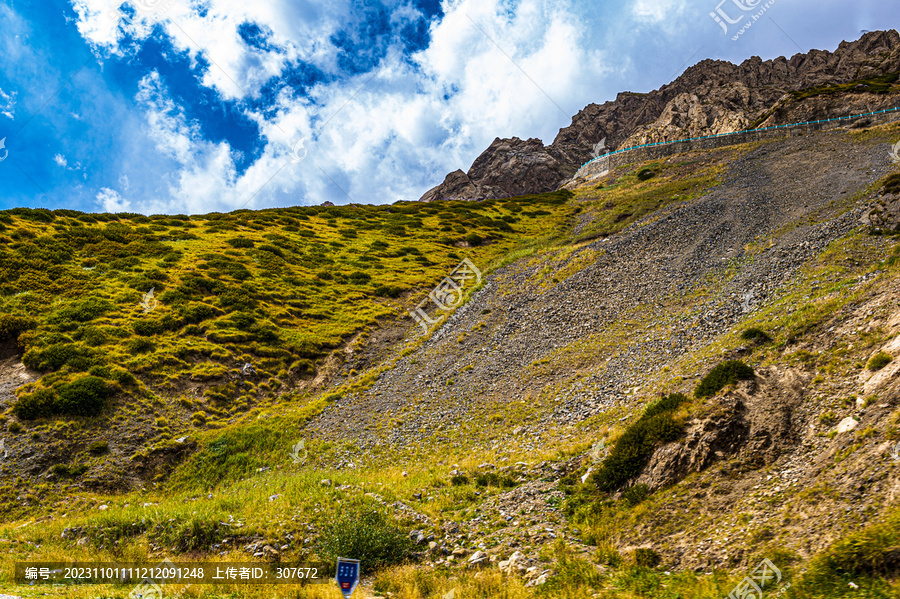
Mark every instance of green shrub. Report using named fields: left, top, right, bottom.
left=373, top=285, right=405, bottom=298
left=694, top=360, right=755, bottom=398
left=450, top=474, right=469, bottom=486
left=633, top=548, right=661, bottom=568
left=132, top=319, right=166, bottom=336
left=151, top=515, right=220, bottom=553
left=22, top=343, right=82, bottom=372
left=465, top=233, right=483, bottom=246
left=112, top=369, right=138, bottom=387
left=54, top=376, right=111, bottom=417
left=640, top=393, right=687, bottom=421
left=88, top=440, right=110, bottom=455
left=867, top=352, right=893, bottom=372
left=180, top=303, right=217, bottom=324
left=159, top=289, right=186, bottom=305
left=881, top=173, right=900, bottom=196
left=9, top=207, right=55, bottom=222
left=51, top=463, right=89, bottom=477
left=52, top=298, right=115, bottom=323
left=218, top=288, right=257, bottom=310
left=348, top=271, right=371, bottom=284
left=13, top=388, right=58, bottom=420
left=623, top=484, right=651, bottom=506
left=126, top=338, right=155, bottom=354
left=78, top=326, right=109, bottom=347
left=0, top=313, right=37, bottom=337
left=229, top=312, right=257, bottom=331
left=317, top=505, right=413, bottom=571
left=255, top=325, right=280, bottom=344
left=741, top=327, right=772, bottom=343
left=88, top=365, right=112, bottom=378
left=8, top=421, right=22, bottom=433
left=385, top=225, right=407, bottom=236
left=226, top=237, right=254, bottom=248
left=474, top=472, right=517, bottom=488
left=593, top=394, right=687, bottom=492
left=257, top=244, right=285, bottom=258
left=799, top=511, right=900, bottom=594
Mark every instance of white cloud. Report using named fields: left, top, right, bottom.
left=54, top=154, right=68, bottom=167
left=67, top=0, right=620, bottom=210
left=0, top=86, right=15, bottom=120
left=631, top=0, right=688, bottom=22
left=96, top=187, right=129, bottom=212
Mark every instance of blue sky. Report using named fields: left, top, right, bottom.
left=0, top=0, right=898, bottom=214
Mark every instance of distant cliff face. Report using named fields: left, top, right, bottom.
left=420, top=29, right=900, bottom=202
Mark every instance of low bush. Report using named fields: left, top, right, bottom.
left=694, top=360, right=755, bottom=398
left=348, top=271, right=372, bottom=284
left=112, top=369, right=138, bottom=387
left=633, top=548, right=661, bottom=568
left=51, top=463, right=89, bottom=477
left=257, top=244, right=285, bottom=258
left=882, top=173, right=900, bottom=195
left=867, top=352, right=893, bottom=372
left=798, top=511, right=900, bottom=594
left=450, top=474, right=470, bottom=486
left=132, top=319, right=166, bottom=336
left=13, top=388, right=58, bottom=420
left=88, top=440, right=110, bottom=455
left=226, top=237, right=254, bottom=248
left=78, top=326, right=109, bottom=347
left=180, top=303, right=217, bottom=324
left=317, top=505, right=414, bottom=572
left=218, top=288, right=257, bottom=310
left=55, top=376, right=112, bottom=417
left=592, top=394, right=688, bottom=492
left=22, top=343, right=85, bottom=372
left=474, top=472, right=517, bottom=488
left=88, top=365, right=112, bottom=378
left=0, top=313, right=37, bottom=338
left=374, top=285, right=405, bottom=298
left=465, top=233, right=483, bottom=246
left=637, top=168, right=656, bottom=181
left=126, top=338, right=155, bottom=354
left=229, top=312, right=257, bottom=331
left=51, top=298, right=115, bottom=323
left=741, top=327, right=772, bottom=343
left=623, top=483, right=651, bottom=506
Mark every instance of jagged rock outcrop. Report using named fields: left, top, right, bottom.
left=635, top=368, right=806, bottom=491
left=419, top=138, right=571, bottom=201
left=863, top=192, right=900, bottom=232
left=420, top=29, right=900, bottom=202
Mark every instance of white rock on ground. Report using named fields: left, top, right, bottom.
left=835, top=417, right=859, bottom=433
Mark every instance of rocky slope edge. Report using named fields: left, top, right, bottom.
left=420, top=29, right=900, bottom=202
left=313, top=123, right=900, bottom=579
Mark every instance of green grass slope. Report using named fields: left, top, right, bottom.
left=2, top=124, right=900, bottom=599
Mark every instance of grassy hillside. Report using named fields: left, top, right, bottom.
left=1, top=123, right=900, bottom=599
left=0, top=193, right=576, bottom=491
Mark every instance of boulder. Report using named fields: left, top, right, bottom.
left=835, top=417, right=859, bottom=433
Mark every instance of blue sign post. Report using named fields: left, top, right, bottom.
left=336, top=557, right=360, bottom=598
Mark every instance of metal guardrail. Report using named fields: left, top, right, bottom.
left=575, top=105, right=900, bottom=176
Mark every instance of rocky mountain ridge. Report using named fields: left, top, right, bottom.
left=420, top=29, right=900, bottom=202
